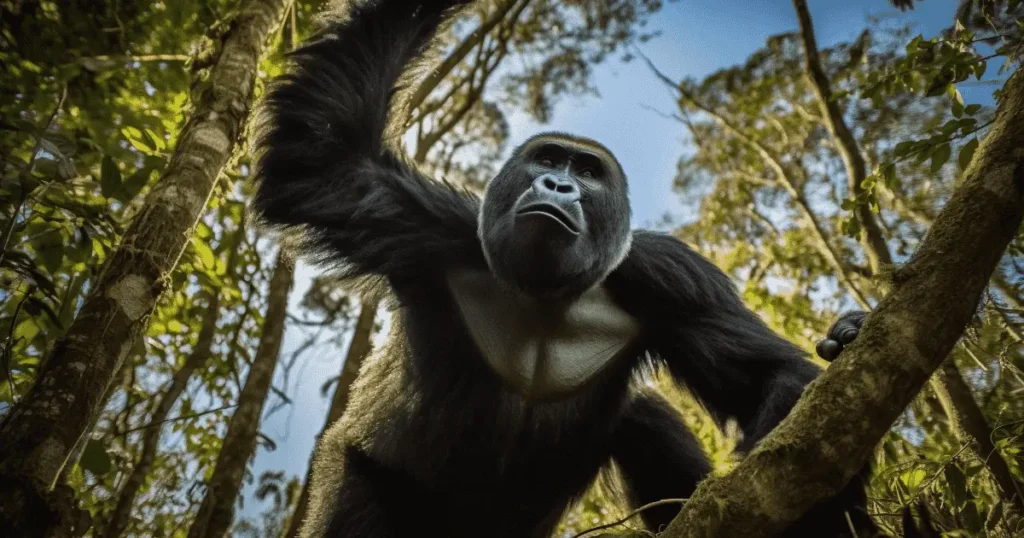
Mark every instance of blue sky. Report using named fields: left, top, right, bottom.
left=239, top=0, right=968, bottom=522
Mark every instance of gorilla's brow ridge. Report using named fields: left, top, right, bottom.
left=519, top=132, right=622, bottom=172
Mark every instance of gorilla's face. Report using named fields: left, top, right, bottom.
left=478, top=132, right=632, bottom=299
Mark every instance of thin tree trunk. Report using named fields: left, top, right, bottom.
left=101, top=227, right=245, bottom=538
left=792, top=0, right=892, bottom=273
left=187, top=251, right=294, bottom=538
left=283, top=300, right=378, bottom=538
left=931, top=360, right=1024, bottom=513
left=662, top=70, right=1024, bottom=538
left=0, top=0, right=290, bottom=534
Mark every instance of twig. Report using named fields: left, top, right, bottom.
left=122, top=404, right=238, bottom=434
left=1, top=292, right=30, bottom=403
left=569, top=498, right=688, bottom=538
left=73, top=54, right=190, bottom=65
left=0, top=86, right=67, bottom=269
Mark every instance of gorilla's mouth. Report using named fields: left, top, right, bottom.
left=517, top=203, right=581, bottom=235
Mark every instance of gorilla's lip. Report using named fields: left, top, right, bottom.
left=516, top=203, right=581, bottom=235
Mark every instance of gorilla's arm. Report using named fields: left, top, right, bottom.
left=612, top=391, right=712, bottom=530
left=252, top=0, right=481, bottom=280
left=608, top=231, right=821, bottom=451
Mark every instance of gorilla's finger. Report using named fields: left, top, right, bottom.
left=816, top=338, right=842, bottom=362
left=834, top=325, right=860, bottom=345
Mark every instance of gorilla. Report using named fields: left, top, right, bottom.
left=251, top=1, right=877, bottom=536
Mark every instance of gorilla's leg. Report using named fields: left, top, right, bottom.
left=611, top=392, right=712, bottom=532
left=322, top=448, right=430, bottom=538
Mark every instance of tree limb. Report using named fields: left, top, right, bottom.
left=659, top=70, right=1024, bottom=538
left=793, top=0, right=893, bottom=274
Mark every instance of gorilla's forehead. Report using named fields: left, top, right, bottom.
left=518, top=131, right=621, bottom=168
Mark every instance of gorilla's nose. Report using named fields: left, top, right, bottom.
left=532, top=174, right=580, bottom=204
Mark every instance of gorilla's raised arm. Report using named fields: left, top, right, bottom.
left=251, top=0, right=481, bottom=280
left=608, top=231, right=820, bottom=451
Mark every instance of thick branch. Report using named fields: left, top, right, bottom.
left=661, top=71, right=1024, bottom=537
left=793, top=0, right=893, bottom=274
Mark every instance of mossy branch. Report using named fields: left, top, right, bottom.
left=659, top=70, right=1024, bottom=538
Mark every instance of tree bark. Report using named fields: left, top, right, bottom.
left=661, top=70, right=1024, bottom=537
left=931, top=360, right=1024, bottom=514
left=101, top=227, right=244, bottom=538
left=186, top=251, right=294, bottom=538
left=792, top=0, right=1024, bottom=519
left=792, top=0, right=892, bottom=274
left=283, top=300, right=378, bottom=538
left=0, top=1, right=289, bottom=536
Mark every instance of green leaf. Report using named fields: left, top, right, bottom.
left=31, top=228, right=65, bottom=273
left=901, top=468, right=927, bottom=492
left=843, top=217, right=862, bottom=238
left=80, top=439, right=112, bottom=476
left=144, top=129, right=166, bottom=151
left=893, top=141, right=915, bottom=157
left=944, top=465, right=968, bottom=509
left=931, top=143, right=951, bottom=173
left=958, top=138, right=979, bottom=170
left=193, top=238, right=216, bottom=269
left=964, top=104, right=981, bottom=115
left=100, top=156, right=124, bottom=199
left=950, top=85, right=964, bottom=107
left=167, top=319, right=184, bottom=333
left=961, top=501, right=982, bottom=534
left=926, top=81, right=950, bottom=97
left=13, top=319, right=39, bottom=342
left=883, top=164, right=897, bottom=188
left=122, top=126, right=155, bottom=154
left=122, top=168, right=151, bottom=201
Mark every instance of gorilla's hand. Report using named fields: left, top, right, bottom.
left=815, top=310, right=867, bottom=362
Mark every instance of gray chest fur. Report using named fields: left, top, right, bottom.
left=446, top=269, right=641, bottom=400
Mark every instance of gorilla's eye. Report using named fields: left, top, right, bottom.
left=538, top=157, right=554, bottom=168
left=579, top=168, right=595, bottom=179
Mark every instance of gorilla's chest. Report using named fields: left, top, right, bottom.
left=446, top=270, right=641, bottom=400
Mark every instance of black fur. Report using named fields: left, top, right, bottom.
left=251, top=1, right=877, bottom=536
left=612, top=391, right=711, bottom=532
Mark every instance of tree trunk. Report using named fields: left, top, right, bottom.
left=931, top=360, right=1024, bottom=514
left=283, top=300, right=379, bottom=538
left=0, top=1, right=289, bottom=536
left=661, top=70, right=1024, bottom=537
left=186, top=251, right=293, bottom=538
left=101, top=226, right=244, bottom=538
left=792, top=0, right=892, bottom=274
